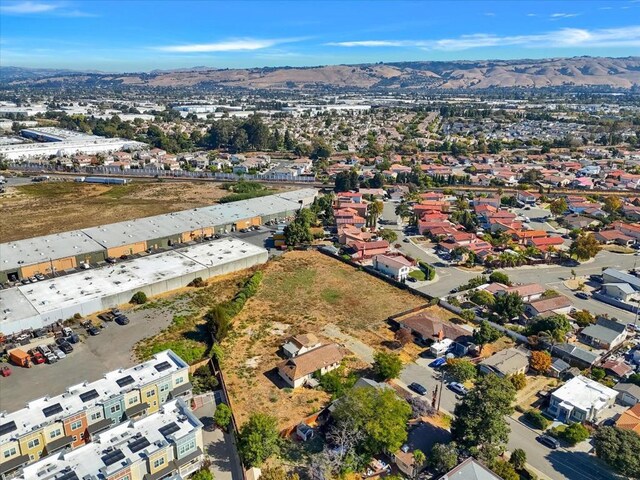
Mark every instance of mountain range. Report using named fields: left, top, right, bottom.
left=2, top=57, right=639, bottom=90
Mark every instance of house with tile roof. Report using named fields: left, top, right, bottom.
left=277, top=344, right=346, bottom=388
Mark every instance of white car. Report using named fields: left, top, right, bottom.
left=51, top=347, right=66, bottom=360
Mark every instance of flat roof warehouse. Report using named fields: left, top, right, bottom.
left=0, top=188, right=317, bottom=281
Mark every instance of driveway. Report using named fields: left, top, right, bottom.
left=196, top=402, right=243, bottom=480
left=322, top=323, right=374, bottom=363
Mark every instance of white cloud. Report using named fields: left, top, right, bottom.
left=484, top=12, right=495, bottom=17
left=156, top=38, right=299, bottom=53
left=550, top=12, right=581, bottom=18
left=527, top=13, right=538, bottom=17
left=0, top=1, right=58, bottom=13
left=327, top=26, right=640, bottom=51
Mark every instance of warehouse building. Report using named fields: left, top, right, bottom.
left=17, top=397, right=204, bottom=480
left=0, top=188, right=316, bottom=283
left=0, top=238, right=268, bottom=334
left=0, top=350, right=190, bottom=478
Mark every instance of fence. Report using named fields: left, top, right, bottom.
left=592, top=292, right=639, bottom=314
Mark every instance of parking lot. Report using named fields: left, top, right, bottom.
left=0, top=306, right=175, bottom=411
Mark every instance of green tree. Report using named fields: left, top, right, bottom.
left=191, top=468, right=213, bottom=480
left=489, top=271, right=511, bottom=285
left=570, top=233, right=601, bottom=261
left=373, top=351, right=403, bottom=380
left=527, top=314, right=572, bottom=342
left=283, top=208, right=315, bottom=246
left=603, top=196, right=622, bottom=215
left=428, top=442, right=459, bottom=474
left=573, top=310, right=595, bottom=327
left=524, top=409, right=550, bottom=430
left=413, top=449, right=426, bottom=477
left=490, top=460, right=519, bottom=480
left=130, top=291, right=147, bottom=304
left=509, top=373, right=527, bottom=391
left=205, top=305, right=232, bottom=341
left=446, top=358, right=477, bottom=383
left=332, top=386, right=411, bottom=456
left=593, top=427, right=640, bottom=479
left=470, top=289, right=496, bottom=307
left=510, top=448, right=527, bottom=470
left=261, top=466, right=300, bottom=480
left=473, top=321, right=503, bottom=354
left=560, top=422, right=590, bottom=446
left=451, top=374, right=516, bottom=461
left=492, top=292, right=524, bottom=322
left=214, top=403, right=233, bottom=430
left=335, top=170, right=359, bottom=192
left=378, top=229, right=398, bottom=243
left=238, top=413, right=280, bottom=467
left=460, top=309, right=476, bottom=322
left=550, top=198, right=568, bottom=217
left=591, top=367, right=606, bottom=381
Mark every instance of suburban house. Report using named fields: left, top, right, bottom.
left=593, top=230, right=635, bottom=246
left=549, top=357, right=571, bottom=379
left=437, top=458, right=503, bottom=480
left=601, top=359, right=634, bottom=379
left=277, top=343, right=345, bottom=388
left=525, top=295, right=573, bottom=317
left=372, top=254, right=414, bottom=281
left=602, top=283, right=637, bottom=302
left=615, top=404, right=640, bottom=433
left=579, top=318, right=627, bottom=351
left=485, top=282, right=545, bottom=303
left=281, top=333, right=322, bottom=358
left=547, top=375, right=618, bottom=423
left=552, top=343, right=600, bottom=368
left=395, top=312, right=474, bottom=355
left=479, top=348, right=529, bottom=378
left=602, top=268, right=640, bottom=292
left=614, top=383, right=640, bottom=406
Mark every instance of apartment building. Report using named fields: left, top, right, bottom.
left=18, top=398, right=204, bottom=480
left=0, top=350, right=191, bottom=478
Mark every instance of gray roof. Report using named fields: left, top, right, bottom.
left=439, top=458, right=503, bottom=480
left=551, top=357, right=571, bottom=372
left=552, top=343, right=600, bottom=365
left=602, top=268, right=640, bottom=290
left=603, top=282, right=636, bottom=294
left=581, top=319, right=626, bottom=345
left=614, top=382, right=640, bottom=398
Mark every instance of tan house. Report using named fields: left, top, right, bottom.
left=479, top=347, right=530, bottom=378
left=281, top=333, right=322, bottom=358
left=278, top=344, right=346, bottom=388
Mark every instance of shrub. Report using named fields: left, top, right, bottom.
left=373, top=351, right=403, bottom=380
left=188, top=277, right=206, bottom=288
left=558, top=422, right=590, bottom=446
left=591, top=367, right=606, bottom=381
left=524, top=409, right=550, bottom=430
left=130, top=291, right=148, bottom=304
left=446, top=358, right=477, bottom=383
left=214, top=403, right=233, bottom=430
left=509, top=372, right=527, bottom=391
left=529, top=351, right=551, bottom=373
left=409, top=269, right=426, bottom=281
left=489, top=271, right=511, bottom=285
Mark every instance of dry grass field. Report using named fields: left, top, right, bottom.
left=1, top=180, right=285, bottom=242
left=221, top=250, right=427, bottom=427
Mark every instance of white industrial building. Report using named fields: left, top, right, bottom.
left=0, top=238, right=267, bottom=334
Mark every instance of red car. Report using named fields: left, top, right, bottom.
left=30, top=351, right=45, bottom=365
left=0, top=366, right=11, bottom=377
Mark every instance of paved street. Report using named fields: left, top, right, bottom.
left=396, top=358, right=618, bottom=480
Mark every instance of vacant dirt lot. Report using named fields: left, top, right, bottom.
left=1, top=180, right=283, bottom=242
left=221, top=251, right=427, bottom=428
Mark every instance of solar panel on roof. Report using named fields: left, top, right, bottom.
left=159, top=422, right=179, bottom=437
left=128, top=436, right=150, bottom=453
left=154, top=361, right=171, bottom=372
left=79, top=389, right=99, bottom=403
left=43, top=403, right=63, bottom=417
left=116, top=375, right=135, bottom=388
left=102, top=449, right=125, bottom=466
left=56, top=470, right=79, bottom=480
left=0, top=421, right=17, bottom=436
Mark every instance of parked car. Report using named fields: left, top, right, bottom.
left=575, top=292, right=590, bottom=300
left=29, top=276, right=38, bottom=283
left=537, top=435, right=560, bottom=449
left=35, top=273, right=45, bottom=281
left=448, top=382, right=468, bottom=396
left=50, top=346, right=66, bottom=360
left=403, top=238, right=410, bottom=243
left=55, top=338, right=73, bottom=353
left=21, top=278, right=31, bottom=285
left=0, top=366, right=11, bottom=377
left=87, top=325, right=101, bottom=336
left=29, top=350, right=45, bottom=364
left=62, top=327, right=79, bottom=343
left=408, top=382, right=428, bottom=395
left=45, top=353, right=58, bottom=364
left=407, top=276, right=417, bottom=283
left=115, top=315, right=130, bottom=326
left=105, top=257, right=117, bottom=264
left=37, top=345, right=52, bottom=357
left=429, top=357, right=447, bottom=368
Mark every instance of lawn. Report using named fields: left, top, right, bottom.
left=220, top=250, right=426, bottom=428
left=0, top=179, right=287, bottom=242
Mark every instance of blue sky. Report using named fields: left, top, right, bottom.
left=1, top=0, right=639, bottom=72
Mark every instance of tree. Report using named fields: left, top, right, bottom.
left=570, top=233, right=601, bottom=261
left=573, top=310, right=595, bottom=327
left=261, top=466, right=300, bottom=480
left=366, top=200, right=384, bottom=227
left=284, top=208, right=314, bottom=246
left=550, top=198, right=568, bottom=217
left=527, top=314, right=572, bottom=342
left=205, top=305, right=232, bottom=341
left=591, top=367, right=606, bottom=381
left=473, top=321, right=502, bottom=353
left=451, top=374, right=516, bottom=461
left=428, top=442, right=459, bottom=474
left=529, top=350, right=552, bottom=373
left=409, top=396, right=436, bottom=419
left=490, top=460, right=519, bottom=480
left=378, top=228, right=398, bottom=243
left=214, top=403, right=233, bottom=430
left=509, top=372, right=527, bottom=391
left=334, top=170, right=359, bottom=192
left=524, top=409, right=550, bottom=430
left=560, top=422, right=590, bottom=446
left=191, top=469, right=213, bottom=480
left=593, top=426, right=640, bottom=478
left=489, top=271, right=511, bottom=285
left=238, top=413, right=280, bottom=467
left=470, top=289, right=495, bottom=307
left=413, top=450, right=426, bottom=477
left=394, top=328, right=413, bottom=347
left=510, top=448, right=527, bottom=470
left=460, top=309, right=476, bottom=322
left=373, top=351, right=403, bottom=380
left=130, top=291, right=147, bottom=304
left=492, top=292, right=524, bottom=322
left=332, top=386, right=411, bottom=456
left=603, top=196, right=622, bottom=215
left=446, top=358, right=477, bottom=383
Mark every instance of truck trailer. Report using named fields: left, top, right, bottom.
left=8, top=348, right=32, bottom=368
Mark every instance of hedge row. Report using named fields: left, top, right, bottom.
left=223, top=271, right=264, bottom=318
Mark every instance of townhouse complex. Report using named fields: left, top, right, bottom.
left=0, top=350, right=191, bottom=478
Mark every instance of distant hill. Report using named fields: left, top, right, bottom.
left=2, top=57, right=639, bottom=90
